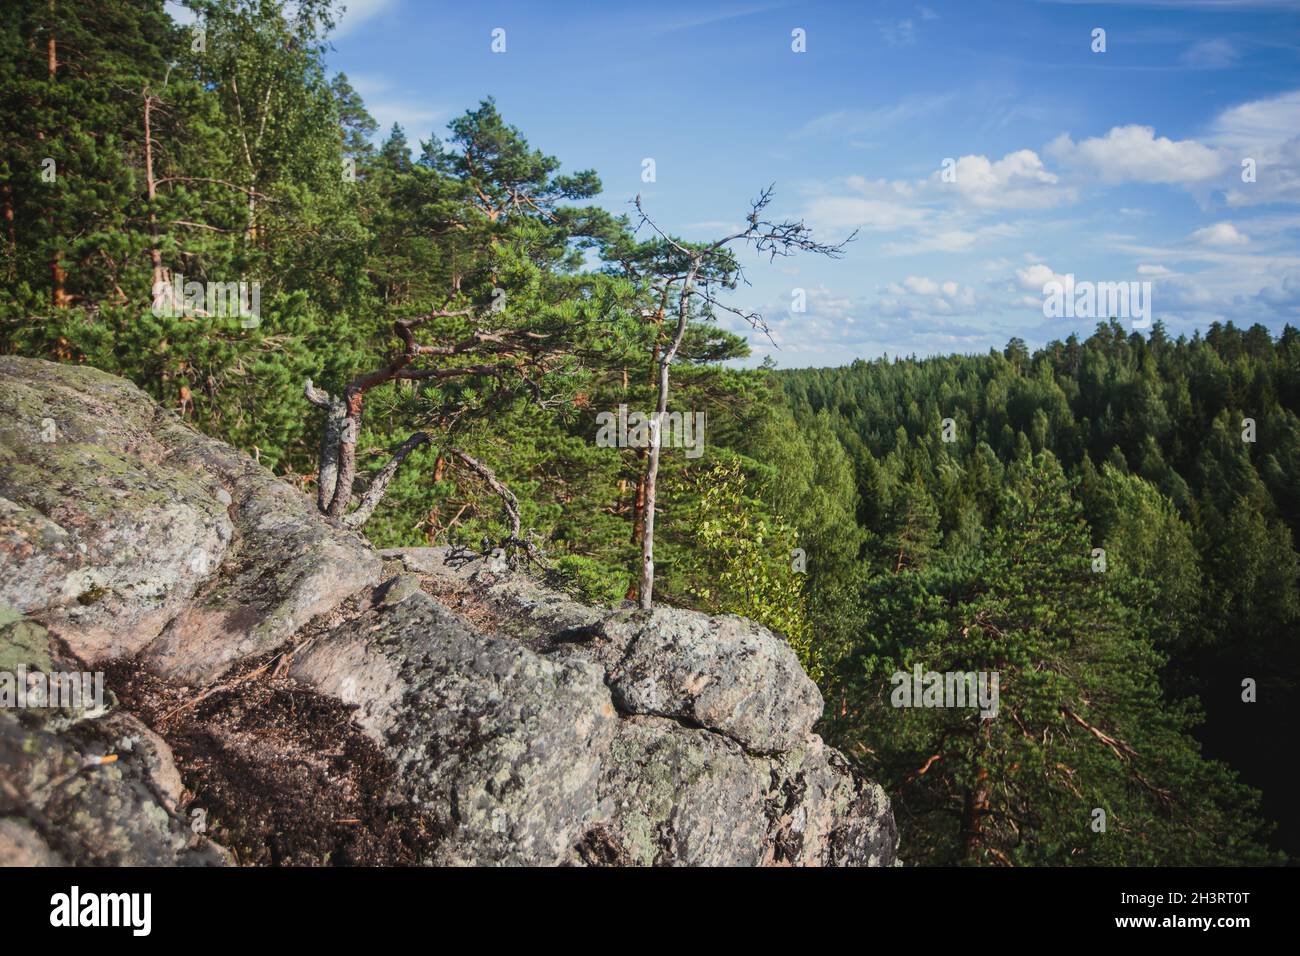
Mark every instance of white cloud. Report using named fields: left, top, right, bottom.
left=1101, top=234, right=1300, bottom=330
left=936, top=149, right=1072, bottom=210
left=896, top=276, right=940, bottom=295
left=1181, top=38, right=1238, bottom=69
left=1047, top=125, right=1229, bottom=183
left=346, top=74, right=445, bottom=142
left=803, top=196, right=931, bottom=233
left=1191, top=221, right=1250, bottom=246
left=1138, top=264, right=1175, bottom=276
left=799, top=149, right=1062, bottom=258
left=1015, top=263, right=1069, bottom=292
left=1209, top=89, right=1300, bottom=206
left=844, top=175, right=918, bottom=199
left=1252, top=273, right=1300, bottom=314
left=885, top=222, right=1022, bottom=255
left=1210, top=89, right=1300, bottom=151
left=744, top=284, right=865, bottom=353
left=801, top=176, right=931, bottom=234
left=796, top=95, right=953, bottom=140
left=877, top=275, right=980, bottom=319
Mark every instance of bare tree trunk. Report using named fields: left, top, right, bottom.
left=327, top=388, right=364, bottom=518
left=143, top=90, right=165, bottom=294
left=450, top=449, right=522, bottom=545
left=639, top=274, right=697, bottom=609
left=627, top=337, right=658, bottom=549
left=629, top=188, right=853, bottom=607
left=626, top=312, right=663, bottom=603
left=624, top=457, right=647, bottom=602
left=307, top=380, right=431, bottom=528
left=46, top=3, right=69, bottom=307
left=228, top=73, right=260, bottom=242
left=341, top=431, right=429, bottom=528
left=629, top=447, right=648, bottom=544
left=638, top=410, right=663, bottom=607
left=304, top=380, right=348, bottom=513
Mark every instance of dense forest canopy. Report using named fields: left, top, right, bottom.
left=2, top=0, right=1295, bottom=865
left=779, top=324, right=1300, bottom=864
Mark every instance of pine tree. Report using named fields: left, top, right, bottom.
left=829, top=454, right=1278, bottom=866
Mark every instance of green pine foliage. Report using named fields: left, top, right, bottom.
left=823, top=453, right=1278, bottom=865
left=779, top=320, right=1300, bottom=864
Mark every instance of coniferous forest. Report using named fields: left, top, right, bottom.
left=2, top=0, right=1298, bottom=874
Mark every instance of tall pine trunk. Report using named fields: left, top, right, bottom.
left=46, top=1, right=69, bottom=307
left=639, top=279, right=695, bottom=609
left=143, top=91, right=165, bottom=294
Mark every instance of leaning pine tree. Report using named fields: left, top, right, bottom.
left=303, top=239, right=632, bottom=563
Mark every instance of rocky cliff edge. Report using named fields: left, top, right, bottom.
left=0, top=356, right=897, bottom=866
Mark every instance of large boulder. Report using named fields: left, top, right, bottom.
left=393, top=547, right=824, bottom=753
left=382, top=548, right=900, bottom=866
left=0, top=708, right=230, bottom=866
left=591, top=715, right=772, bottom=866
left=289, top=587, right=617, bottom=866
left=0, top=356, right=383, bottom=685
left=594, top=607, right=823, bottom=754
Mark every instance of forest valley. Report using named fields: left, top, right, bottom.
left=3, top=0, right=1297, bottom=866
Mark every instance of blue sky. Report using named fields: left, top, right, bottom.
left=244, top=0, right=1300, bottom=367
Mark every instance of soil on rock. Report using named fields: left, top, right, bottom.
left=103, top=654, right=443, bottom=866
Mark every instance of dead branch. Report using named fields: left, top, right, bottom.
left=449, top=448, right=552, bottom=569
left=1061, top=706, right=1172, bottom=807
left=340, top=431, right=430, bottom=529
left=1061, top=707, right=1139, bottom=762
